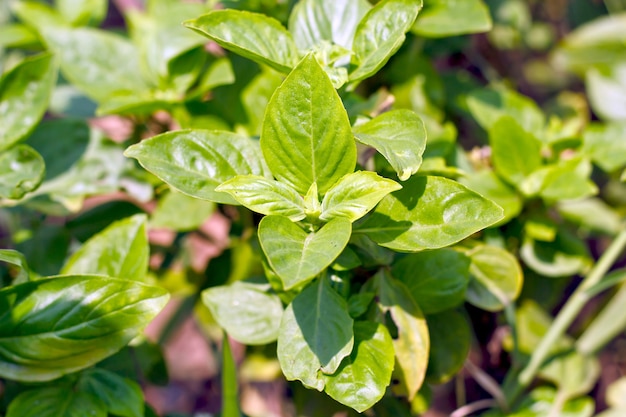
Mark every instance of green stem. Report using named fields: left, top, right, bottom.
left=506, top=227, right=626, bottom=405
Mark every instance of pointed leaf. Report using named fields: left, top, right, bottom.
left=355, top=176, right=504, bottom=251
left=261, top=54, right=356, bottom=195
left=0, top=275, right=169, bottom=381
left=202, top=281, right=284, bottom=345
left=460, top=170, right=523, bottom=226
left=77, top=368, right=144, bottom=417
left=353, top=110, right=427, bottom=181
left=61, top=214, right=149, bottom=281
left=376, top=270, right=429, bottom=400
left=350, top=0, right=421, bottom=82
left=0, top=53, right=57, bottom=150
left=0, top=144, right=45, bottom=200
left=184, top=10, right=300, bottom=73
left=6, top=387, right=107, bottom=417
left=259, top=216, right=351, bottom=290
left=277, top=278, right=354, bottom=389
left=217, top=175, right=306, bottom=221
left=124, top=130, right=270, bottom=205
left=320, top=171, right=401, bottom=222
left=412, top=0, right=491, bottom=37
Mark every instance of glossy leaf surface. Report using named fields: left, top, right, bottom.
left=6, top=387, right=107, bottom=417
left=460, top=170, right=522, bottom=226
left=0, top=275, right=169, bottom=381
left=277, top=278, right=354, bottom=389
left=0, top=145, right=45, bottom=200
left=77, top=368, right=144, bottom=417
left=259, top=216, right=352, bottom=290
left=261, top=54, right=356, bottom=195
left=355, top=176, right=503, bottom=251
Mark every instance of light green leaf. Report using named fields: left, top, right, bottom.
left=0, top=249, right=31, bottom=283
left=533, top=157, right=598, bottom=203
left=57, top=0, right=107, bottom=26
left=586, top=63, right=626, bottom=121
left=489, top=116, right=543, bottom=188
left=288, top=0, right=371, bottom=50
left=355, top=175, right=504, bottom=251
left=124, top=130, right=270, bottom=205
left=376, top=270, right=429, bottom=400
left=0, top=145, right=45, bottom=200
left=217, top=175, right=306, bottom=221
left=184, top=10, right=300, bottom=73
left=482, top=387, right=594, bottom=417
left=425, top=310, right=471, bottom=384
left=539, top=350, right=600, bottom=401
left=514, top=300, right=571, bottom=355
left=258, top=216, right=352, bottom=290
left=465, top=244, right=522, bottom=311
left=350, top=0, right=422, bottom=82
left=150, top=189, right=215, bottom=231
left=61, top=214, right=148, bottom=281
left=583, top=122, right=626, bottom=172
left=0, top=275, right=169, bottom=381
left=41, top=27, right=147, bottom=103
left=6, top=387, right=107, bottom=417
left=392, top=249, right=470, bottom=314
left=277, top=278, right=354, bottom=389
left=320, top=171, right=401, bottom=222
left=0, top=24, right=39, bottom=48
left=412, top=0, right=491, bottom=37
left=0, top=53, right=57, bottom=150
left=202, top=281, right=284, bottom=345
left=557, top=198, right=622, bottom=236
left=353, top=109, right=427, bottom=181
left=322, top=321, right=394, bottom=412
left=261, top=54, right=356, bottom=195
left=460, top=170, right=522, bottom=226
left=9, top=1, right=67, bottom=30
left=77, top=368, right=144, bottom=417
left=520, top=231, right=592, bottom=277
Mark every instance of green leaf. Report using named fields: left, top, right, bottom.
left=353, top=109, right=427, bottom=181
left=150, top=189, right=215, bottom=231
left=57, top=0, right=107, bottom=26
left=287, top=0, right=371, bottom=50
left=355, top=175, right=504, bottom=251
left=557, top=198, right=623, bottom=236
left=322, top=321, right=394, bottom=412
left=320, top=171, right=401, bottom=222
left=586, top=63, right=626, bottom=122
left=350, top=0, right=422, bottom=82
left=412, top=0, right=491, bottom=37
left=0, top=53, right=57, bottom=150
left=0, top=275, right=169, bottom=381
left=482, top=387, right=594, bottom=417
left=258, top=216, right=352, bottom=290
left=277, top=278, right=354, bottom=389
left=539, top=350, right=600, bottom=400
left=61, top=214, right=149, bottom=281
left=0, top=250, right=31, bottom=283
left=6, top=387, right=107, bottom=417
left=124, top=130, right=270, bottom=205
left=202, top=281, right=284, bottom=345
left=582, top=122, right=626, bottom=172
left=607, top=377, right=626, bottom=408
left=489, top=116, right=543, bottom=188
left=376, top=270, right=429, bottom=400
left=465, top=244, right=523, bottom=311
left=77, top=368, right=144, bottom=417
left=523, top=157, right=598, bottom=202
left=261, top=54, right=356, bottom=195
left=9, top=1, right=67, bottom=30
left=0, top=23, right=39, bottom=48
left=520, top=230, right=592, bottom=277
left=425, top=310, right=471, bottom=384
left=216, top=175, right=306, bottom=221
left=184, top=10, right=300, bottom=73
left=392, top=249, right=470, bottom=314
left=41, top=27, right=147, bottom=103
left=0, top=145, right=45, bottom=200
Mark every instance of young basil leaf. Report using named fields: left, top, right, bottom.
left=61, top=214, right=149, bottom=282
left=322, top=321, right=394, bottom=412
left=261, top=54, right=356, bottom=195
left=425, top=310, right=471, bottom=384
left=353, top=109, right=427, bottom=181
left=0, top=144, right=45, bottom=200
left=277, top=278, right=354, bottom=389
left=184, top=10, right=300, bottom=73
left=287, top=0, right=371, bottom=51
left=354, top=176, right=504, bottom=251
left=349, top=0, right=422, bottom=82
left=320, top=171, right=401, bottom=222
left=412, top=0, right=491, bottom=38
left=258, top=216, right=352, bottom=290
left=124, top=130, right=270, bottom=205
left=0, top=53, right=57, bottom=150
left=6, top=387, right=107, bottom=417
left=0, top=275, right=169, bottom=382
left=77, top=368, right=144, bottom=417
left=216, top=175, right=306, bottom=221
left=202, top=281, right=284, bottom=345
left=376, top=270, right=429, bottom=400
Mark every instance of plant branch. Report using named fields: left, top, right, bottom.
left=450, top=399, right=498, bottom=417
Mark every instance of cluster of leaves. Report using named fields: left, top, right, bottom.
left=1, top=0, right=626, bottom=416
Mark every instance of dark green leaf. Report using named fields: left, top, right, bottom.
left=277, top=278, right=354, bottom=389
left=6, top=387, right=107, bottom=417
left=412, top=0, right=491, bottom=37
left=77, top=368, right=144, bottom=417
left=0, top=145, right=45, bottom=200
left=355, top=175, right=503, bottom=251
left=0, top=275, right=169, bottom=381
left=425, top=310, right=471, bottom=384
